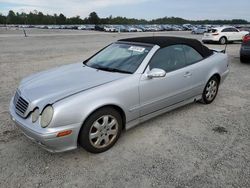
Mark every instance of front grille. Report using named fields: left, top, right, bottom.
left=14, top=90, right=29, bottom=117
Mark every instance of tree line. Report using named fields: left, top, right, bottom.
left=0, top=10, right=249, bottom=25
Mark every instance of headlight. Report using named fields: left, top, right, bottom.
left=31, top=108, right=39, bottom=123
left=40, top=105, right=54, bottom=128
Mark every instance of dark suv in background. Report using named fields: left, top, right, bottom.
left=240, top=34, right=250, bottom=63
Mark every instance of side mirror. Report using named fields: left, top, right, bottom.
left=147, top=68, right=166, bottom=79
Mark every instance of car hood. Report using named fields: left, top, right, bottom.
left=18, top=63, right=128, bottom=108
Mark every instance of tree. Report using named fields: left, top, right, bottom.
left=67, top=16, right=83, bottom=24
left=26, top=12, right=35, bottom=24
left=88, top=12, right=100, bottom=24
left=37, top=12, right=44, bottom=24
left=57, top=13, right=66, bottom=24
left=0, top=13, right=6, bottom=24
left=1, top=10, right=249, bottom=25
left=6, top=10, right=16, bottom=24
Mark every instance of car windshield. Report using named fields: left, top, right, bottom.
left=85, top=43, right=152, bottom=74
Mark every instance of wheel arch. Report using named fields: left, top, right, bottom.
left=220, top=35, right=227, bottom=39
left=219, top=36, right=228, bottom=42
left=211, top=73, right=221, bottom=84
left=79, top=104, right=126, bottom=132
left=204, top=71, right=221, bottom=90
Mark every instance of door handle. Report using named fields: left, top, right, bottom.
left=184, top=72, right=192, bottom=77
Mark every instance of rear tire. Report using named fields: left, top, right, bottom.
left=240, top=56, right=249, bottom=63
left=78, top=107, right=122, bottom=153
left=240, top=56, right=245, bottom=63
left=219, top=37, right=227, bottom=45
left=201, top=76, right=219, bottom=104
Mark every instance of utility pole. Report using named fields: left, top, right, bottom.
left=23, top=28, right=27, bottom=37
left=23, top=15, right=27, bottom=37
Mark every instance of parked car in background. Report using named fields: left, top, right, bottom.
left=183, top=24, right=194, bottom=31
left=127, top=26, right=138, bottom=32
left=162, top=25, right=174, bottom=31
left=145, top=25, right=159, bottom=32
left=10, top=36, right=229, bottom=153
left=136, top=25, right=146, bottom=32
left=192, top=27, right=208, bottom=34
left=134, top=26, right=143, bottom=32
left=38, top=25, right=48, bottom=29
left=172, top=25, right=184, bottom=31
left=85, top=25, right=95, bottom=30
left=240, top=34, right=250, bottom=63
left=78, top=25, right=87, bottom=30
left=117, top=25, right=129, bottom=32
left=202, top=26, right=249, bottom=44
left=104, top=25, right=118, bottom=32
left=236, top=26, right=250, bottom=33
left=95, top=25, right=105, bottom=31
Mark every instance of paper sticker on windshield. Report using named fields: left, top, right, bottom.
left=128, top=46, right=145, bottom=53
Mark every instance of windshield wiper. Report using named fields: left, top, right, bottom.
left=92, top=65, right=132, bottom=74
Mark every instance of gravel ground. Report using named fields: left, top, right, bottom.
left=0, top=28, right=249, bottom=188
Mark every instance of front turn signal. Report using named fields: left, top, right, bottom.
left=57, top=130, right=72, bottom=137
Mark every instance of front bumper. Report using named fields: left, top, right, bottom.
left=9, top=100, right=82, bottom=153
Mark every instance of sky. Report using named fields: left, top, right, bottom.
left=0, top=0, right=249, bottom=21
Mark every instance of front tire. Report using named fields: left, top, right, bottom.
left=78, top=107, right=122, bottom=153
left=201, top=76, right=219, bottom=104
left=219, top=37, right=227, bottom=45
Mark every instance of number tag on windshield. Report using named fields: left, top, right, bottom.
left=128, top=46, right=145, bottom=53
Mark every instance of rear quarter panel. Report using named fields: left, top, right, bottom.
left=187, top=52, right=229, bottom=95
left=202, top=52, right=229, bottom=84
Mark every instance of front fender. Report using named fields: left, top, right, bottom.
left=49, top=74, right=141, bottom=129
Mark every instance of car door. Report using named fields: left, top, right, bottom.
left=139, top=45, right=200, bottom=116
left=182, top=45, right=207, bottom=94
left=221, top=28, right=232, bottom=41
left=231, top=28, right=242, bottom=40
left=227, top=28, right=237, bottom=40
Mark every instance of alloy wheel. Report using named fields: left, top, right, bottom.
left=89, top=115, right=119, bottom=149
left=205, top=80, right=218, bottom=101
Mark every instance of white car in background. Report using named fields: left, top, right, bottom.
left=78, top=25, right=87, bottom=30
left=202, top=26, right=249, bottom=44
left=104, top=25, right=118, bottom=32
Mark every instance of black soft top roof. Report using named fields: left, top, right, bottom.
left=119, top=36, right=213, bottom=58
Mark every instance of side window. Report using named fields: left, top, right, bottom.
left=222, top=28, right=230, bottom=32
left=149, top=45, right=186, bottom=72
left=183, top=45, right=203, bottom=65
left=230, top=28, right=238, bottom=32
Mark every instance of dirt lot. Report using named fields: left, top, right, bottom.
left=0, top=28, right=249, bottom=188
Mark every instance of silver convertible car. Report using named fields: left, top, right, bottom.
left=10, top=37, right=229, bottom=153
